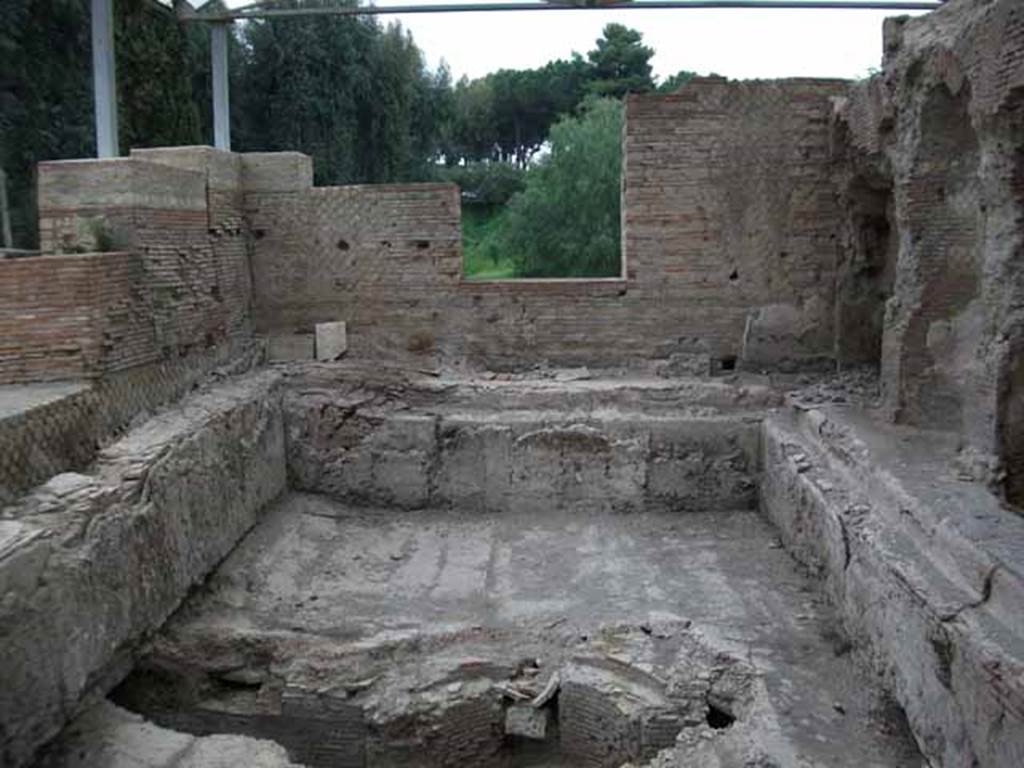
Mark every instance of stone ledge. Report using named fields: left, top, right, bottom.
left=760, top=410, right=1024, bottom=768
left=0, top=371, right=286, bottom=768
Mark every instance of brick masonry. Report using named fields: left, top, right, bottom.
left=247, top=77, right=847, bottom=372
left=2, top=81, right=849, bottom=387
left=0, top=339, right=262, bottom=507
left=3, top=148, right=255, bottom=385
left=0, top=148, right=260, bottom=504
left=0, top=251, right=151, bottom=382
left=4, top=7, right=1023, bottom=498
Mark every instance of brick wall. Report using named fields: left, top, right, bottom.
left=623, top=78, right=848, bottom=369
left=132, top=147, right=254, bottom=347
left=248, top=77, right=847, bottom=372
left=0, top=149, right=254, bottom=385
left=247, top=182, right=462, bottom=349
left=0, top=251, right=152, bottom=382
left=0, top=149, right=260, bottom=502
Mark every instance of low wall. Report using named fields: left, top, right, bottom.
left=0, top=339, right=262, bottom=507
left=0, top=372, right=286, bottom=767
left=282, top=378, right=768, bottom=513
left=760, top=407, right=1024, bottom=768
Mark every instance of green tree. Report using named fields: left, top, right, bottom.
left=481, top=98, right=624, bottom=278
left=445, top=54, right=594, bottom=168
left=239, top=0, right=373, bottom=184
left=658, top=69, right=697, bottom=92
left=537, top=54, right=592, bottom=117
left=0, top=1, right=91, bottom=246
left=117, top=0, right=202, bottom=149
left=587, top=23, right=654, bottom=98
left=238, top=0, right=445, bottom=184
left=447, top=75, right=498, bottom=163
left=436, top=161, right=524, bottom=206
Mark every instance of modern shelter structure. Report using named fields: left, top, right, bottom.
left=86, top=0, right=947, bottom=156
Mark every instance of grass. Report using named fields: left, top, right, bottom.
left=461, top=204, right=517, bottom=280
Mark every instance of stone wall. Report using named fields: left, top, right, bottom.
left=247, top=78, right=847, bottom=372
left=835, top=0, right=1024, bottom=500
left=760, top=405, right=1024, bottom=768
left=284, top=396, right=762, bottom=515
left=0, top=372, right=285, bottom=768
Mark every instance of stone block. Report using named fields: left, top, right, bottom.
left=131, top=146, right=242, bottom=192
left=37, top=158, right=206, bottom=215
left=505, top=704, right=550, bottom=740
left=240, top=152, right=313, bottom=193
left=315, top=321, right=348, bottom=361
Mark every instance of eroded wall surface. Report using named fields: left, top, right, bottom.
left=0, top=372, right=285, bottom=768
left=836, top=0, right=1024, bottom=496
left=282, top=379, right=767, bottom=514
left=247, top=78, right=846, bottom=372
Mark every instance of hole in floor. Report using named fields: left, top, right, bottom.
left=110, top=622, right=755, bottom=768
left=706, top=702, right=736, bottom=730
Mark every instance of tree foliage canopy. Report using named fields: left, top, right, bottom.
left=1, top=0, right=687, bottom=279
left=236, top=1, right=445, bottom=184
left=587, top=23, right=655, bottom=98
left=478, top=98, right=624, bottom=278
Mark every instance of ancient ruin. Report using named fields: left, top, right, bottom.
left=1, top=0, right=1023, bottom=766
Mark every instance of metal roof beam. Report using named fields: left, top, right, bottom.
left=184, top=1, right=944, bottom=24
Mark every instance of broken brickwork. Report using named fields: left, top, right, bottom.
left=835, top=0, right=1024, bottom=498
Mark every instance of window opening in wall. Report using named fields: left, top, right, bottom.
left=446, top=24, right=692, bottom=281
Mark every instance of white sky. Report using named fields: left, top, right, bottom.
left=220, top=1, right=932, bottom=82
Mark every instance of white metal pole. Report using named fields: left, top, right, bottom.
left=211, top=23, right=231, bottom=151
left=91, top=0, right=119, bottom=158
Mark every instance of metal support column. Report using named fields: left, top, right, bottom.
left=91, top=0, right=119, bottom=158
left=211, top=23, right=231, bottom=151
